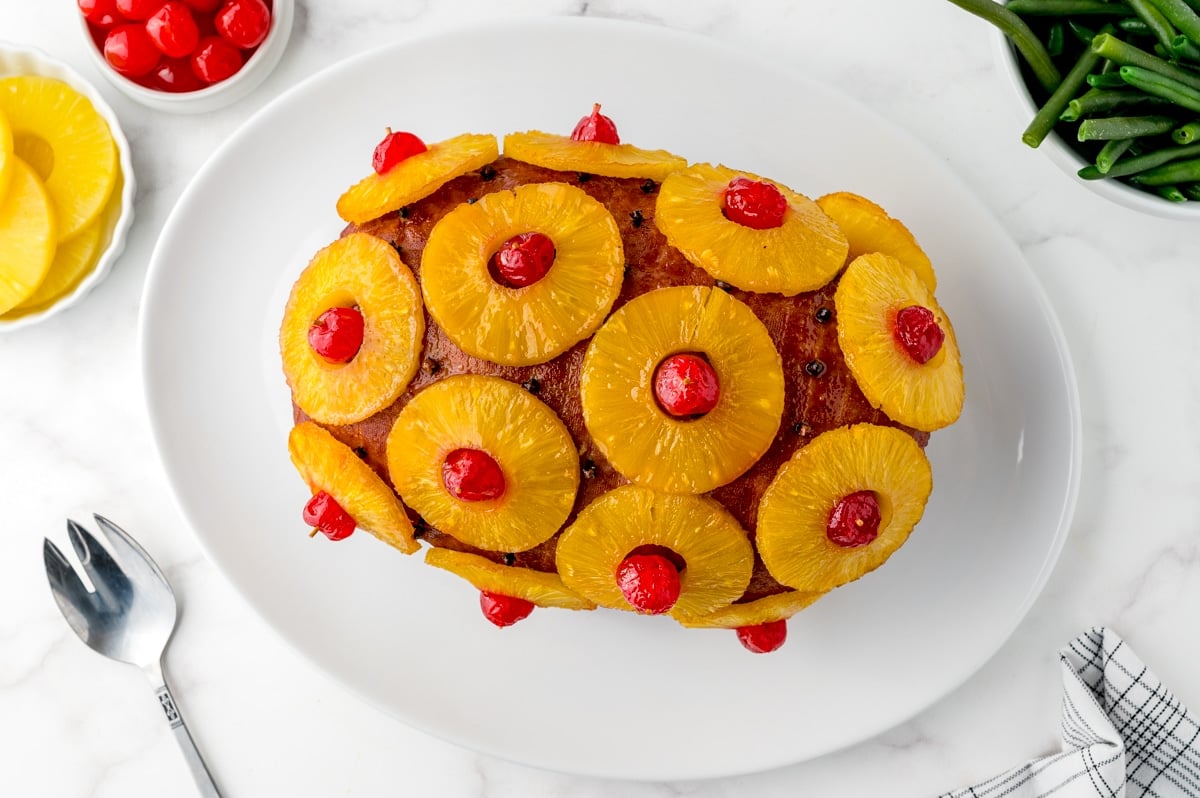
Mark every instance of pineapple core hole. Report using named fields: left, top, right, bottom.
left=625, top=544, right=686, bottom=573
left=13, top=134, right=54, bottom=182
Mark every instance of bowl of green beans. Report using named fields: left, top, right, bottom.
left=953, top=0, right=1200, bottom=216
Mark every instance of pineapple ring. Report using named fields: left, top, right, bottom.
left=835, top=253, right=964, bottom=432
left=757, top=424, right=932, bottom=594
left=425, top=548, right=596, bottom=610
left=0, top=108, right=12, bottom=200
left=0, top=76, right=117, bottom=241
left=655, top=163, right=848, bottom=296
left=556, top=485, right=754, bottom=618
left=337, top=133, right=498, bottom=225
left=817, top=192, right=937, bottom=292
left=580, top=285, right=784, bottom=494
left=675, top=590, right=824, bottom=629
left=503, top=130, right=687, bottom=181
left=288, top=421, right=418, bottom=554
left=0, top=159, right=57, bottom=315
left=421, top=182, right=624, bottom=366
left=386, top=375, right=579, bottom=553
left=279, top=233, right=425, bottom=426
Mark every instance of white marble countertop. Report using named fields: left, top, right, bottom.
left=3, top=1, right=1199, bottom=796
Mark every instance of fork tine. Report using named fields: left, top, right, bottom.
left=43, top=537, right=94, bottom=627
left=93, top=514, right=172, bottom=588
left=67, top=519, right=132, bottom=613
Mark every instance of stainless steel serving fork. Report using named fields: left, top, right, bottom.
left=43, top=515, right=221, bottom=797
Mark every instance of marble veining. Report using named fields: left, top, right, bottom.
left=3, top=1, right=1200, bottom=796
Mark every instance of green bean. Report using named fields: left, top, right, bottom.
left=1119, top=64, right=1200, bottom=111
left=1091, top=33, right=1200, bottom=92
left=1173, top=119, right=1200, bottom=141
left=1096, top=138, right=1136, bottom=172
left=1143, top=0, right=1200, bottom=44
left=1061, top=88, right=1170, bottom=120
left=1087, top=72, right=1130, bottom=87
left=1007, top=0, right=1132, bottom=13
left=1118, top=18, right=1156, bottom=35
left=944, top=0, right=1061, bottom=92
left=1025, top=46, right=1103, bottom=146
left=1130, top=155, right=1200, bottom=182
left=1128, top=0, right=1179, bottom=45
left=1048, top=22, right=1065, bottom=56
left=1079, top=141, right=1200, bottom=177
left=1077, top=114, right=1178, bottom=140
left=1169, top=34, right=1200, bottom=61
left=1157, top=184, right=1188, bottom=199
left=1070, top=20, right=1100, bottom=43
left=1182, top=182, right=1200, bottom=199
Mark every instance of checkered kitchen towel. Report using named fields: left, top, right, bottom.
left=942, top=628, right=1200, bottom=798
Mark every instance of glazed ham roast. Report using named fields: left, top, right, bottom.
left=280, top=109, right=964, bottom=653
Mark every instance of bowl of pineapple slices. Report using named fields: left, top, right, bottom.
left=0, top=44, right=134, bottom=331
left=278, top=104, right=965, bottom=655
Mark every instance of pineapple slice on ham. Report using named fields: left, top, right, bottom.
left=337, top=133, right=498, bottom=225
left=835, top=253, right=963, bottom=432
left=817, top=192, right=937, bottom=291
left=279, top=233, right=424, bottom=425
left=580, top=285, right=784, bottom=495
left=386, top=375, right=579, bottom=554
left=420, top=181, right=624, bottom=367
left=756, top=424, right=932, bottom=593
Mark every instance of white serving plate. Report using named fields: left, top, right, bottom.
left=140, top=17, right=1081, bottom=780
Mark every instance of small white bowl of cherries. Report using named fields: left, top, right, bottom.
left=77, top=0, right=293, bottom=113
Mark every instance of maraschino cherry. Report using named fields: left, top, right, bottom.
left=616, top=552, right=681, bottom=614
left=491, top=232, right=556, bottom=288
left=442, top=449, right=506, bottom=502
left=893, top=305, right=945, bottom=364
left=308, top=307, right=364, bottom=363
left=570, top=103, right=620, bottom=144
left=303, top=491, right=356, bottom=541
left=480, top=591, right=535, bottom=627
left=827, top=490, right=882, bottom=548
left=373, top=129, right=427, bottom=175
left=723, top=176, right=788, bottom=230
left=654, top=354, right=720, bottom=418
left=736, top=620, right=788, bottom=653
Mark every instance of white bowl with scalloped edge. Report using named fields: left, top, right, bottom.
left=0, top=43, right=136, bottom=332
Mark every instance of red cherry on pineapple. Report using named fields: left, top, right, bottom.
left=442, top=449, right=506, bottom=502
left=372, top=129, right=427, bottom=175
left=827, top=490, right=882, bottom=548
left=307, top=307, right=364, bottom=363
left=214, top=0, right=271, bottom=49
left=490, top=232, right=556, bottom=288
left=723, top=177, right=788, bottom=230
left=146, top=2, right=200, bottom=58
left=79, top=0, right=122, bottom=29
left=191, top=35, right=243, bottom=84
left=181, top=0, right=221, bottom=12
left=480, top=591, right=535, bottom=628
left=570, top=103, right=620, bottom=144
left=736, top=620, right=788, bottom=653
left=116, top=0, right=166, bottom=20
left=149, top=57, right=204, bottom=92
left=303, top=491, right=356, bottom=541
left=893, top=305, right=945, bottom=365
left=654, top=353, right=720, bottom=417
left=616, top=553, right=681, bottom=614
left=104, top=24, right=162, bottom=77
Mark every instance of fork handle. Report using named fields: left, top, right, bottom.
left=147, top=667, right=222, bottom=797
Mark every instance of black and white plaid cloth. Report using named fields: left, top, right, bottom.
left=942, top=628, right=1200, bottom=798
